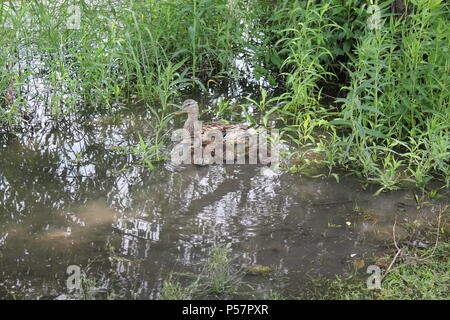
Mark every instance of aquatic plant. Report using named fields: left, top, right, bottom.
left=160, top=275, right=199, bottom=300
left=0, top=0, right=448, bottom=186
left=202, top=244, right=242, bottom=295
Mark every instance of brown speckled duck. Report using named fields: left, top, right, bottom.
left=175, top=99, right=248, bottom=137
left=175, top=99, right=265, bottom=164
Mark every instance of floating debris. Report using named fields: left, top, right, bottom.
left=352, top=259, right=365, bottom=270
left=245, top=265, right=273, bottom=275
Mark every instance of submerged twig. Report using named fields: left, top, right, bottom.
left=420, top=206, right=444, bottom=261
left=381, top=220, right=402, bottom=280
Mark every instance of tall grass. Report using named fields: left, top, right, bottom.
left=0, top=0, right=245, bottom=122
left=323, top=0, right=449, bottom=189
left=251, top=0, right=449, bottom=189
left=0, top=0, right=448, bottom=187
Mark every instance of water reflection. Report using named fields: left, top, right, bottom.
left=114, top=218, right=159, bottom=241
left=0, top=108, right=447, bottom=299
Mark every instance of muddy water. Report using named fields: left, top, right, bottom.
left=0, top=109, right=445, bottom=299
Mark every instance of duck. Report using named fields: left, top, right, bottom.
left=175, top=99, right=248, bottom=138
left=175, top=99, right=269, bottom=164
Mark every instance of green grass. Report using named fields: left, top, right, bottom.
left=1, top=2, right=447, bottom=301
left=0, top=0, right=245, bottom=119
left=159, top=244, right=243, bottom=299
left=160, top=275, right=199, bottom=300
left=1, top=0, right=448, bottom=184
left=202, top=244, right=242, bottom=295
left=305, top=241, right=449, bottom=300
left=258, top=0, right=449, bottom=190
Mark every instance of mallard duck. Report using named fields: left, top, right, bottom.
left=175, top=99, right=270, bottom=164
left=175, top=99, right=248, bottom=137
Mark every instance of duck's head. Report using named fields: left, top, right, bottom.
left=176, top=99, right=199, bottom=118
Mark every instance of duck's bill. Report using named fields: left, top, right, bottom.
left=175, top=110, right=187, bottom=115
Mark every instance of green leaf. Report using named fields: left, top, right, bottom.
left=363, top=128, right=388, bottom=139
left=360, top=105, right=385, bottom=116
left=327, top=119, right=353, bottom=127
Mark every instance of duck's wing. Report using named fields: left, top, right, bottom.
left=202, top=122, right=248, bottom=135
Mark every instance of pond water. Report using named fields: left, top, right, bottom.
left=0, top=106, right=444, bottom=300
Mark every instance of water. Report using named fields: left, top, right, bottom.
left=0, top=107, right=444, bottom=300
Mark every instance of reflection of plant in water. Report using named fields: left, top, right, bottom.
left=66, top=271, right=112, bottom=300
